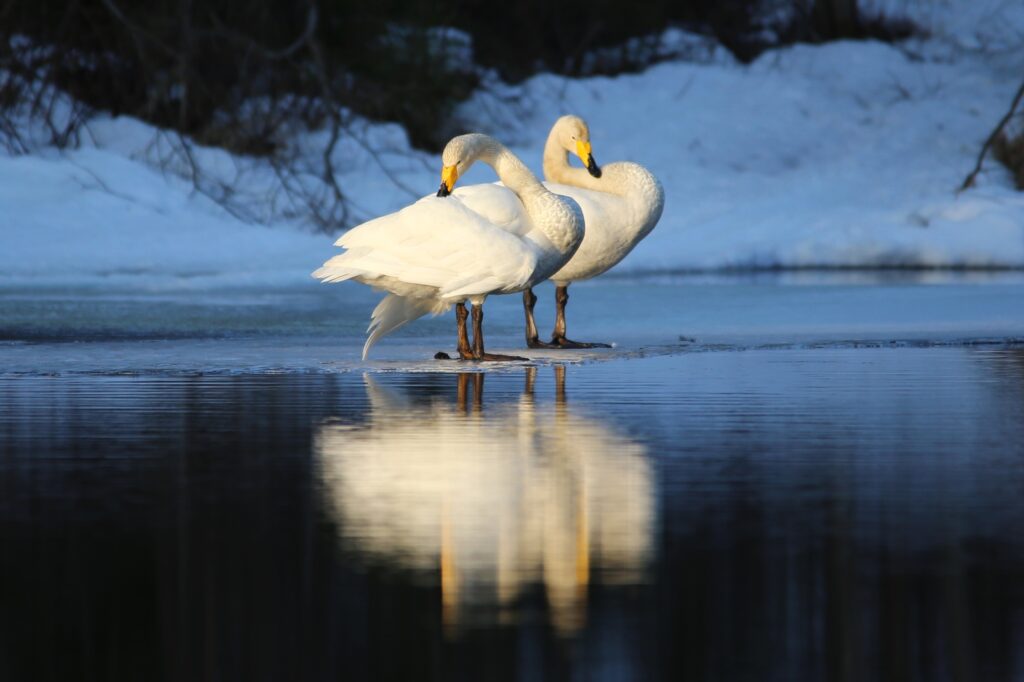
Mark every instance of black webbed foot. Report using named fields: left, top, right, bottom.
left=526, top=336, right=559, bottom=349
left=550, top=336, right=613, bottom=349
left=475, top=352, right=529, bottom=362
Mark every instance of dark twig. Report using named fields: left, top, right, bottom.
left=960, top=77, right=1024, bottom=192
left=98, top=0, right=177, bottom=58
left=207, top=4, right=318, bottom=61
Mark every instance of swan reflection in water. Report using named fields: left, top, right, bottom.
left=314, top=366, right=654, bottom=637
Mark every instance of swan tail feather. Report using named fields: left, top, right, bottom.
left=363, top=294, right=447, bottom=360
left=312, top=249, right=373, bottom=284
left=311, top=258, right=359, bottom=284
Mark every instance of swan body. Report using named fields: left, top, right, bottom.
left=521, top=116, right=665, bottom=348
left=542, top=117, right=664, bottom=285
left=312, top=134, right=584, bottom=359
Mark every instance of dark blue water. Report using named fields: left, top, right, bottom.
left=2, top=346, right=1024, bottom=681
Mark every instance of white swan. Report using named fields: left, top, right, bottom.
left=312, top=133, right=584, bottom=361
left=523, top=115, right=665, bottom=348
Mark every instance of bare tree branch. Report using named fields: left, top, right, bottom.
left=98, top=0, right=177, bottom=58
left=207, top=5, right=318, bottom=61
left=960, top=77, right=1024, bottom=192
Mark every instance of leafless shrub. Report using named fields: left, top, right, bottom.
left=1, top=0, right=932, bottom=231
left=0, top=0, right=480, bottom=230
left=765, top=0, right=917, bottom=54
left=994, top=118, right=1024, bottom=190
left=961, top=79, right=1024, bottom=192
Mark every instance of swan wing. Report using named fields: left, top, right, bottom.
left=540, top=180, right=649, bottom=282
left=449, top=183, right=533, bottom=238
left=543, top=182, right=627, bottom=228
left=315, top=194, right=538, bottom=299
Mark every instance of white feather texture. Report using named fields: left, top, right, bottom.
left=541, top=115, right=665, bottom=284
left=312, top=134, right=585, bottom=359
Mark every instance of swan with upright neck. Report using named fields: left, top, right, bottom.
left=523, top=115, right=665, bottom=348
left=313, top=133, right=584, bottom=361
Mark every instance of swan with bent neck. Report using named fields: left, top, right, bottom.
left=524, top=115, right=665, bottom=348
left=312, top=133, right=584, bottom=361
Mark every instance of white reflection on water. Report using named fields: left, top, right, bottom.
left=315, top=366, right=654, bottom=636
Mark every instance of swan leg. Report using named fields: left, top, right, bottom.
left=456, top=303, right=475, bottom=360
left=549, top=285, right=612, bottom=349
left=472, top=303, right=527, bottom=362
left=523, top=288, right=557, bottom=349
left=436, top=303, right=474, bottom=360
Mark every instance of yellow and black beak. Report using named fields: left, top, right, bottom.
left=437, top=165, right=459, bottom=197
left=575, top=140, right=602, bottom=178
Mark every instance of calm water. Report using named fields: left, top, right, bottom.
left=3, top=346, right=1024, bottom=681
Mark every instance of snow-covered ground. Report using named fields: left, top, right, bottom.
left=2, top=0, right=1024, bottom=288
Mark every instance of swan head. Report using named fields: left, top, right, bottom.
left=553, top=115, right=601, bottom=179
left=437, top=133, right=494, bottom=197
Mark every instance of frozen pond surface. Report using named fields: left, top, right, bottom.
left=2, top=273, right=1024, bottom=680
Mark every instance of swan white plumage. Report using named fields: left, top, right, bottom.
left=312, top=133, right=584, bottom=361
left=522, top=115, right=665, bottom=348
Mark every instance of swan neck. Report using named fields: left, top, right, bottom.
left=542, top=132, right=607, bottom=192
left=475, top=136, right=581, bottom=256
left=480, top=141, right=544, bottom=197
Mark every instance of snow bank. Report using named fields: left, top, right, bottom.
left=465, top=37, right=1024, bottom=271
left=869, top=0, right=1024, bottom=61
left=2, top=2, right=1023, bottom=288
left=0, top=146, right=332, bottom=289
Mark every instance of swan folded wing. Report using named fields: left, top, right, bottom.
left=449, top=183, right=532, bottom=238
left=544, top=182, right=624, bottom=222
left=318, top=195, right=537, bottom=297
